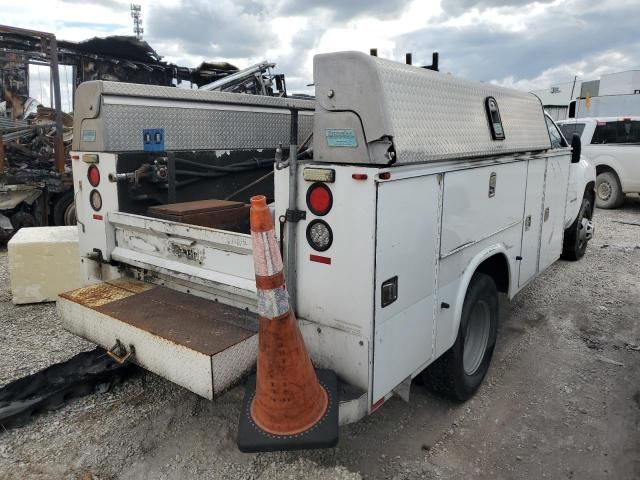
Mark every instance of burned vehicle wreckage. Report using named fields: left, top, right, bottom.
left=0, top=24, right=292, bottom=238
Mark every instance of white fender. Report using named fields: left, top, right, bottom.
left=449, top=244, right=513, bottom=344
left=565, top=156, right=596, bottom=228
left=591, top=154, right=625, bottom=189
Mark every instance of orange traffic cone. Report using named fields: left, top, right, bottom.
left=237, top=195, right=338, bottom=452
left=249, top=195, right=327, bottom=433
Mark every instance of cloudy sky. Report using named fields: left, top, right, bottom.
left=3, top=0, right=639, bottom=93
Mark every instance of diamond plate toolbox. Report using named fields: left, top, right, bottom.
left=74, top=81, right=314, bottom=153
left=314, top=51, right=552, bottom=165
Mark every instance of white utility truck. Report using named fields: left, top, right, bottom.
left=59, top=52, right=596, bottom=431
left=558, top=116, right=640, bottom=209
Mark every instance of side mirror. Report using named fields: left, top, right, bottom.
left=571, top=133, right=581, bottom=163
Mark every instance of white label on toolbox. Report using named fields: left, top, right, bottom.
left=326, top=128, right=358, bottom=147
left=82, top=129, right=96, bottom=142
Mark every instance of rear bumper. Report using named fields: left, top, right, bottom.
left=58, top=278, right=369, bottom=425
left=58, top=279, right=258, bottom=399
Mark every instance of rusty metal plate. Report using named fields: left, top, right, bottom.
left=148, top=199, right=245, bottom=216
left=94, top=286, right=257, bottom=356
left=148, top=200, right=250, bottom=230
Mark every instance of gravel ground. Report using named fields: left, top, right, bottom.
left=1, top=197, right=639, bottom=480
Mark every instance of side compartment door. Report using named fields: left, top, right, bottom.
left=539, top=154, right=571, bottom=271
left=518, top=158, right=546, bottom=287
left=373, top=175, right=441, bottom=403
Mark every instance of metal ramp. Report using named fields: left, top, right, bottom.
left=58, top=279, right=258, bottom=399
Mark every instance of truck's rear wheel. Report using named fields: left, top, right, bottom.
left=53, top=191, right=77, bottom=226
left=10, top=210, right=39, bottom=230
left=422, top=273, right=498, bottom=401
left=561, top=197, right=593, bottom=261
left=595, top=171, right=624, bottom=209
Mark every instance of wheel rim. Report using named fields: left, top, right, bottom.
left=597, top=181, right=612, bottom=201
left=577, top=218, right=586, bottom=250
left=577, top=217, right=592, bottom=250
left=63, top=202, right=77, bottom=225
left=463, top=300, right=491, bottom=375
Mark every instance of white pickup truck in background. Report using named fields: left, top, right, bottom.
left=558, top=117, right=640, bottom=209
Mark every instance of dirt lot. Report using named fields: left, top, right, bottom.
left=1, top=198, right=639, bottom=480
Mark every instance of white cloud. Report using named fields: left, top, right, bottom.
left=1, top=0, right=637, bottom=97
left=496, top=49, right=640, bottom=92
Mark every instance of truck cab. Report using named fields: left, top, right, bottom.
left=558, top=116, right=640, bottom=208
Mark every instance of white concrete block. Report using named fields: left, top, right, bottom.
left=8, top=226, right=81, bottom=304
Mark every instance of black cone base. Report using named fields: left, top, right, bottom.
left=237, top=368, right=339, bottom=452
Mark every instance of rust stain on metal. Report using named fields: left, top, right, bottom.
left=59, top=283, right=138, bottom=308
left=94, top=286, right=257, bottom=356
left=106, top=278, right=154, bottom=294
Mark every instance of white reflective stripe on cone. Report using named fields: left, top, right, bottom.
left=251, top=230, right=283, bottom=277
left=257, top=286, right=290, bottom=319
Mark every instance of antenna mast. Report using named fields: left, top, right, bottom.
left=130, top=4, right=144, bottom=40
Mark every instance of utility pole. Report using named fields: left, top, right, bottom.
left=569, top=75, right=578, bottom=101
left=130, top=4, right=144, bottom=40
left=48, top=35, right=65, bottom=174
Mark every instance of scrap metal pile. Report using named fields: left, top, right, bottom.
left=0, top=105, right=73, bottom=236
left=1, top=105, right=72, bottom=184
left=0, top=23, right=299, bottom=237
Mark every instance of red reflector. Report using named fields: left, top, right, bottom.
left=92, top=214, right=103, bottom=220
left=87, top=165, right=100, bottom=187
left=352, top=173, right=368, bottom=180
left=306, top=182, right=333, bottom=216
left=371, top=397, right=385, bottom=413
left=379, top=172, right=391, bottom=180
left=310, top=254, right=331, bottom=264
left=71, top=155, right=80, bottom=161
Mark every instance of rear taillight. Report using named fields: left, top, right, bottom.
left=89, top=189, right=102, bottom=211
left=306, top=182, right=333, bottom=216
left=306, top=219, right=333, bottom=252
left=87, top=165, right=100, bottom=187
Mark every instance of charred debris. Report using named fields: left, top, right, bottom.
left=0, top=24, right=290, bottom=237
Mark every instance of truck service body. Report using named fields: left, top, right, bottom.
left=59, top=52, right=595, bottom=428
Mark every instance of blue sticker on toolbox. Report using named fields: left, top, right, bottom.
left=325, top=128, right=357, bottom=147
left=81, top=129, right=96, bottom=142
left=143, top=128, right=165, bottom=152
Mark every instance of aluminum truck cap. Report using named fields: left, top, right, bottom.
left=313, top=51, right=552, bottom=165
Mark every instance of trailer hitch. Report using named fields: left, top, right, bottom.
left=106, top=339, right=136, bottom=365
